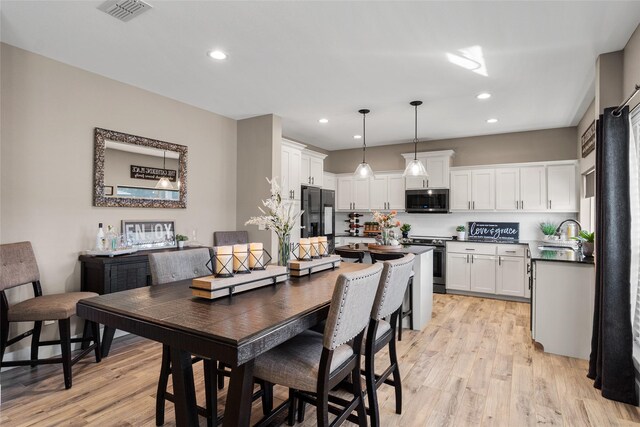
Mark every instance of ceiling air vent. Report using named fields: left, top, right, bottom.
left=98, top=0, right=152, bottom=22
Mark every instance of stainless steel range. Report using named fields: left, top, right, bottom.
left=410, top=235, right=452, bottom=294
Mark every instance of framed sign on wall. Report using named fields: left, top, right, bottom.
left=122, top=220, right=176, bottom=249
left=581, top=120, right=595, bottom=158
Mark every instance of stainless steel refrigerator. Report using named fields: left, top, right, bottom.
left=301, top=186, right=335, bottom=253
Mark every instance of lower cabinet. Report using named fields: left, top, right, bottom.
left=446, top=242, right=528, bottom=299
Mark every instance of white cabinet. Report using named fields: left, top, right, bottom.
left=495, top=168, right=520, bottom=210
left=547, top=164, right=577, bottom=212
left=281, top=139, right=304, bottom=201
left=446, top=242, right=528, bottom=300
left=369, top=174, right=405, bottom=210
left=450, top=171, right=472, bottom=210
left=402, top=150, right=454, bottom=189
left=496, top=255, right=526, bottom=297
left=337, top=176, right=353, bottom=210
left=470, top=254, right=497, bottom=293
left=323, top=172, right=336, bottom=191
left=450, top=169, right=494, bottom=211
left=520, top=166, right=547, bottom=210
left=336, top=176, right=370, bottom=210
left=446, top=253, right=471, bottom=291
left=300, top=150, right=326, bottom=187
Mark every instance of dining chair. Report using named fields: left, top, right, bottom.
left=364, top=253, right=415, bottom=427
left=149, top=248, right=270, bottom=427
left=213, top=230, right=249, bottom=247
left=334, top=248, right=365, bottom=263
left=0, top=241, right=101, bottom=389
left=369, top=250, right=414, bottom=341
left=253, top=263, right=383, bottom=427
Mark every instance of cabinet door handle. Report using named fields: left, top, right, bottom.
left=549, top=200, right=551, bottom=209
left=465, top=248, right=476, bottom=251
left=312, top=177, right=315, bottom=185
left=473, top=201, right=475, bottom=210
left=466, top=254, right=469, bottom=263
left=471, top=255, right=474, bottom=263
left=515, top=200, right=518, bottom=209
left=505, top=250, right=516, bottom=254
left=520, top=200, right=523, bottom=209
left=499, top=256, right=502, bottom=266
left=468, top=201, right=471, bottom=210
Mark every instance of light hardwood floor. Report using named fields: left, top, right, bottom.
left=2, top=294, right=640, bottom=426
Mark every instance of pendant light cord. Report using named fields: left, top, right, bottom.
left=414, top=103, right=418, bottom=159
left=362, top=112, right=367, bottom=163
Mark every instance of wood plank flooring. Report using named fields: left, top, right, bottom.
left=2, top=294, right=639, bottom=426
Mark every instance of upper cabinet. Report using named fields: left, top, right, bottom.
left=547, top=164, right=577, bottom=211
left=323, top=172, right=336, bottom=191
left=369, top=173, right=405, bottom=210
left=452, top=160, right=578, bottom=213
left=281, top=139, right=304, bottom=201
left=337, top=175, right=370, bottom=210
left=402, top=150, right=454, bottom=189
left=450, top=169, right=495, bottom=211
left=300, top=150, right=326, bottom=187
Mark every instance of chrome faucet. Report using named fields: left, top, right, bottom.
left=555, top=219, right=582, bottom=238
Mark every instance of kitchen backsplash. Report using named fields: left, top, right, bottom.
left=336, top=211, right=578, bottom=241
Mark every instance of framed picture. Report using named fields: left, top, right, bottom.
left=121, top=220, right=176, bottom=249
left=104, top=186, right=114, bottom=196
left=581, top=120, right=595, bottom=158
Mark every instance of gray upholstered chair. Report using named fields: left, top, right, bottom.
left=370, top=250, right=414, bottom=341
left=364, top=253, right=415, bottom=427
left=253, top=263, right=383, bottom=427
left=0, top=241, right=101, bottom=389
left=213, top=231, right=249, bottom=247
left=149, top=248, right=269, bottom=427
left=149, top=248, right=216, bottom=426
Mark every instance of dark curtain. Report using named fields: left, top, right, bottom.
left=588, top=106, right=637, bottom=405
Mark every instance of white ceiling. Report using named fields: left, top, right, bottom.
left=1, top=1, right=639, bottom=150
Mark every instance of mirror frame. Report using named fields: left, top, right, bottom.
left=93, top=127, right=188, bottom=208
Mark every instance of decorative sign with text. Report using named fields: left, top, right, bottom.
left=130, top=165, right=177, bottom=182
left=468, top=222, right=519, bottom=241
left=122, top=220, right=176, bottom=249
left=581, top=120, right=595, bottom=158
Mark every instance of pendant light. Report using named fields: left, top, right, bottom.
left=403, top=100, right=429, bottom=178
left=354, top=109, right=375, bottom=178
left=155, top=150, right=173, bottom=189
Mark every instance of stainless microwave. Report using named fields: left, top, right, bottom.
left=405, top=189, right=450, bottom=213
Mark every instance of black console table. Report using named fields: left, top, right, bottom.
left=79, top=246, right=211, bottom=356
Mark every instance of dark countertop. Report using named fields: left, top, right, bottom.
left=529, top=244, right=594, bottom=265
left=445, top=238, right=594, bottom=265
left=335, top=243, right=434, bottom=255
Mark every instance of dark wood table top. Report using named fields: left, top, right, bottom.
left=335, top=243, right=434, bottom=255
left=77, top=262, right=368, bottom=366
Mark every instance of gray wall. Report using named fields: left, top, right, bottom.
left=1, top=43, right=238, bottom=355
left=236, top=114, right=282, bottom=255
left=325, top=127, right=577, bottom=173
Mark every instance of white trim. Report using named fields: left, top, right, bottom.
left=450, top=159, right=578, bottom=171
left=302, top=148, right=327, bottom=160
left=281, top=138, right=306, bottom=150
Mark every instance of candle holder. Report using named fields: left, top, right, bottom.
left=233, top=252, right=251, bottom=274
left=248, top=249, right=271, bottom=270
left=206, top=253, right=234, bottom=278
left=318, top=240, right=330, bottom=257
left=290, top=243, right=312, bottom=261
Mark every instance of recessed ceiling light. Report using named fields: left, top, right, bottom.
left=207, top=50, right=227, bottom=60
left=318, top=118, right=329, bottom=124
left=477, top=93, right=491, bottom=100
left=353, top=135, right=362, bottom=139
left=486, top=118, right=498, bottom=124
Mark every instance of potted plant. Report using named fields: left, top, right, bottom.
left=572, top=230, right=595, bottom=257
left=372, top=210, right=401, bottom=246
left=540, top=222, right=558, bottom=240
left=400, top=223, right=411, bottom=239
left=456, top=225, right=466, bottom=240
left=175, top=234, right=189, bottom=248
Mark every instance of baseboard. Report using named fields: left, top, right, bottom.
left=446, top=289, right=531, bottom=303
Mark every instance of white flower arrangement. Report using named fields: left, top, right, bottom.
left=245, top=177, right=303, bottom=238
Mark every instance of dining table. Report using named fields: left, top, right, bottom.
left=76, top=262, right=368, bottom=427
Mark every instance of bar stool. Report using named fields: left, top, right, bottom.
left=253, top=263, right=384, bottom=427
left=335, top=248, right=365, bottom=263
left=369, top=251, right=414, bottom=341
left=364, top=254, right=415, bottom=427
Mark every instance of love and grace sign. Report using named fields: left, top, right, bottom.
left=468, top=222, right=520, bottom=240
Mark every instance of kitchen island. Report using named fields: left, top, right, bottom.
left=334, top=243, right=434, bottom=330
left=530, top=245, right=595, bottom=359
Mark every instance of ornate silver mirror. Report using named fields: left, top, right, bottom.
left=93, top=128, right=188, bottom=208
